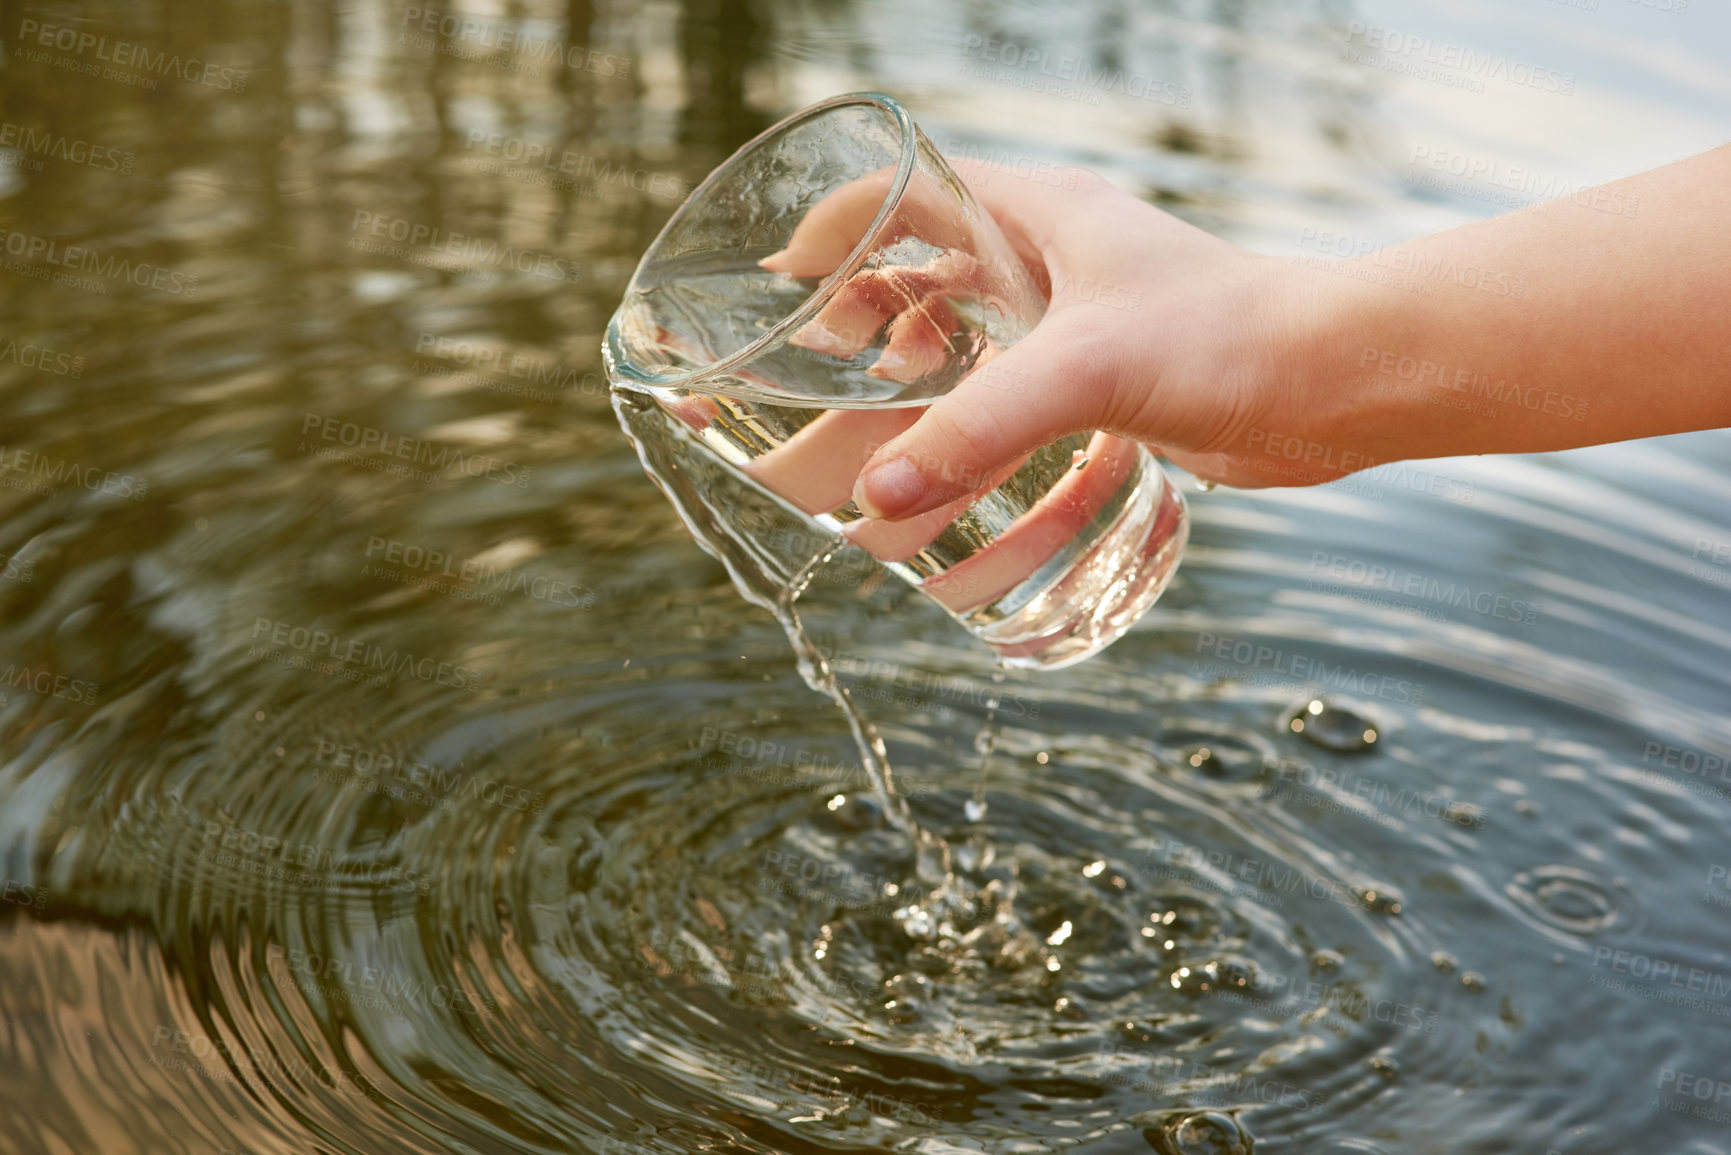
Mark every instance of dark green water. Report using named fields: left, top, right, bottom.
left=4, top=1, right=1731, bottom=1152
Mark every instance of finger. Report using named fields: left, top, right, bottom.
left=871, top=295, right=960, bottom=384
left=851, top=310, right=1120, bottom=520
left=758, top=169, right=896, bottom=277
left=790, top=252, right=991, bottom=375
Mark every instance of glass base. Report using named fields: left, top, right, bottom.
left=958, top=448, right=1189, bottom=670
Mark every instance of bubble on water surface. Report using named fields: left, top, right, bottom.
left=1286, top=699, right=1379, bottom=753
left=1145, top=1110, right=1252, bottom=1154
left=1507, top=865, right=1620, bottom=934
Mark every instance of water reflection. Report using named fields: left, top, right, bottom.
left=3, top=0, right=1731, bottom=1152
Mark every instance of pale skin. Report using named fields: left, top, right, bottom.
left=777, top=146, right=1731, bottom=522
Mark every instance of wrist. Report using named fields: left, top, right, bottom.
left=1262, top=257, right=1400, bottom=480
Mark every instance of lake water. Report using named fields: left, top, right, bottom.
left=2, top=0, right=1730, bottom=1152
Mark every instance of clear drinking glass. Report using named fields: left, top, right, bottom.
left=604, top=92, right=1187, bottom=670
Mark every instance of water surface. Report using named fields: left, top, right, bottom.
left=3, top=1, right=1731, bottom=1152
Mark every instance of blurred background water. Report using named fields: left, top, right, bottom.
left=3, top=0, right=1731, bottom=1152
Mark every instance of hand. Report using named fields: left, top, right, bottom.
left=828, top=159, right=1362, bottom=520
left=765, top=143, right=1731, bottom=523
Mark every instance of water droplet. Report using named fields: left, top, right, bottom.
left=1461, top=971, right=1487, bottom=992
left=824, top=793, right=884, bottom=831
left=1286, top=699, right=1379, bottom=753
left=1170, top=961, right=1222, bottom=994
left=1431, top=951, right=1458, bottom=973
left=1036, top=750, right=1050, bottom=764
left=897, top=906, right=936, bottom=940
left=1357, top=884, right=1404, bottom=915
left=1163, top=728, right=1274, bottom=781
left=1507, top=866, right=1619, bottom=934
left=1313, top=949, right=1345, bottom=971
left=1214, top=955, right=1257, bottom=989
left=1053, top=995, right=1088, bottom=1021
left=1195, top=478, right=1218, bottom=492
left=953, top=836, right=993, bottom=872
left=1144, top=1110, right=1251, bottom=1154
left=1370, top=1055, right=1400, bottom=1079
left=964, top=797, right=988, bottom=822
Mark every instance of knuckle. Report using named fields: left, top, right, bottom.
left=931, top=407, right=1011, bottom=482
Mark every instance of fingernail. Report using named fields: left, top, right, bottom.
left=854, top=457, right=929, bottom=520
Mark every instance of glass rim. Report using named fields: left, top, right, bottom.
left=603, top=91, right=918, bottom=393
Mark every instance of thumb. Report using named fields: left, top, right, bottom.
left=852, top=311, right=1119, bottom=520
